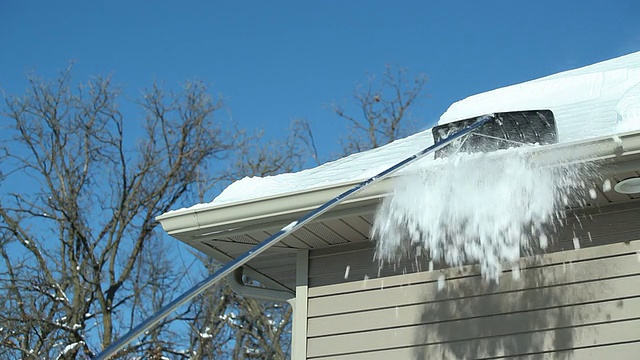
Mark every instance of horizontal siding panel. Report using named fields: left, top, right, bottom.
left=309, top=340, right=640, bottom=360
left=308, top=283, right=640, bottom=337
left=308, top=204, right=640, bottom=288
left=308, top=239, right=640, bottom=297
left=309, top=248, right=434, bottom=288
left=305, top=205, right=640, bottom=359
left=307, top=317, right=640, bottom=358
left=308, top=295, right=640, bottom=351
left=308, top=252, right=640, bottom=317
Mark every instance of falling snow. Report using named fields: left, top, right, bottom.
left=573, top=237, right=581, bottom=250
left=437, top=275, right=446, bottom=290
left=372, top=147, right=594, bottom=280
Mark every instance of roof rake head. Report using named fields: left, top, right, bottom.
left=432, top=110, right=557, bottom=158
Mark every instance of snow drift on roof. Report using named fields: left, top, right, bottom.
left=439, top=51, right=640, bottom=142
left=193, top=129, right=434, bottom=208
left=173, top=51, right=640, bottom=212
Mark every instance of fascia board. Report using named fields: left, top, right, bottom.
left=157, top=179, right=391, bottom=237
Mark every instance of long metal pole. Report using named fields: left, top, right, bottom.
left=94, top=115, right=492, bottom=359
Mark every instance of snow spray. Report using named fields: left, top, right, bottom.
left=371, top=147, right=596, bottom=281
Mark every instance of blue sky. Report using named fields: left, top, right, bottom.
left=2, top=1, right=640, bottom=159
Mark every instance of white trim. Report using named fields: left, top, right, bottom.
left=291, top=249, right=309, bottom=359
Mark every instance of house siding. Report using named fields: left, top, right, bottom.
left=305, top=204, right=640, bottom=359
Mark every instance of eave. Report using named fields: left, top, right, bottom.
left=159, top=130, right=640, bottom=237
left=157, top=130, right=640, bottom=291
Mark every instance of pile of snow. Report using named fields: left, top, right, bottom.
left=439, top=51, right=640, bottom=143
left=615, top=82, right=640, bottom=133
left=372, top=147, right=596, bottom=280
left=190, top=130, right=434, bottom=208
left=165, top=51, right=640, bottom=213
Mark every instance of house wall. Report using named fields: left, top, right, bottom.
left=303, top=203, right=640, bottom=359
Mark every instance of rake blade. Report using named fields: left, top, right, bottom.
left=432, top=110, right=557, bottom=158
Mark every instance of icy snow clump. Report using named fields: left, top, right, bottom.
left=372, top=148, right=594, bottom=280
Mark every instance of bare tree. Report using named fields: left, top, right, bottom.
left=185, top=118, right=314, bottom=359
left=0, top=64, right=427, bottom=360
left=184, top=255, right=292, bottom=360
left=331, top=65, right=428, bottom=155
left=225, top=118, right=320, bottom=180
left=0, top=68, right=234, bottom=358
left=185, top=67, right=429, bottom=359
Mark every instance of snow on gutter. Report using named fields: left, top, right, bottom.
left=157, top=130, right=640, bottom=238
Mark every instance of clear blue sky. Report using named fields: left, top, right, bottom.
left=2, top=1, right=639, bottom=159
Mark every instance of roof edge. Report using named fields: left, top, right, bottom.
left=157, top=177, right=393, bottom=236
left=158, top=130, right=640, bottom=237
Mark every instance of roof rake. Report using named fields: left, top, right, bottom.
left=433, top=110, right=557, bottom=158
left=94, top=111, right=554, bottom=359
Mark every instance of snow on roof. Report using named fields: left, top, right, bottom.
left=179, top=51, right=640, bottom=211
left=190, top=129, right=434, bottom=208
left=439, top=51, right=640, bottom=142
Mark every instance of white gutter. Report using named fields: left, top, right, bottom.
left=157, top=130, right=640, bottom=238
left=157, top=178, right=390, bottom=238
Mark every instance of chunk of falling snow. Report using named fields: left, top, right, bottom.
left=344, top=266, right=350, bottom=279
left=573, top=237, right=581, bottom=250
left=587, top=232, right=593, bottom=242
left=511, top=265, right=521, bottom=280
left=428, top=261, right=434, bottom=272
left=539, top=234, right=548, bottom=249
left=603, top=179, right=612, bottom=192
left=437, top=275, right=446, bottom=291
left=589, top=188, right=597, bottom=199
left=361, top=274, right=370, bottom=289
left=281, top=221, right=298, bottom=232
left=613, top=135, right=623, bottom=145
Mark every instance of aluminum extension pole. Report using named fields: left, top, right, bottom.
left=94, top=115, right=492, bottom=359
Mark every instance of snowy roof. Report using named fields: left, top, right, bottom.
left=168, top=51, right=640, bottom=214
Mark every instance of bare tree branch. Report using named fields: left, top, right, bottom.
left=331, top=65, right=428, bottom=155
left=0, top=68, right=235, bottom=359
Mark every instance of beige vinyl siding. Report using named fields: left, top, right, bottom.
left=305, top=203, right=640, bottom=359
left=307, top=202, right=640, bottom=288
left=306, top=240, right=640, bottom=359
